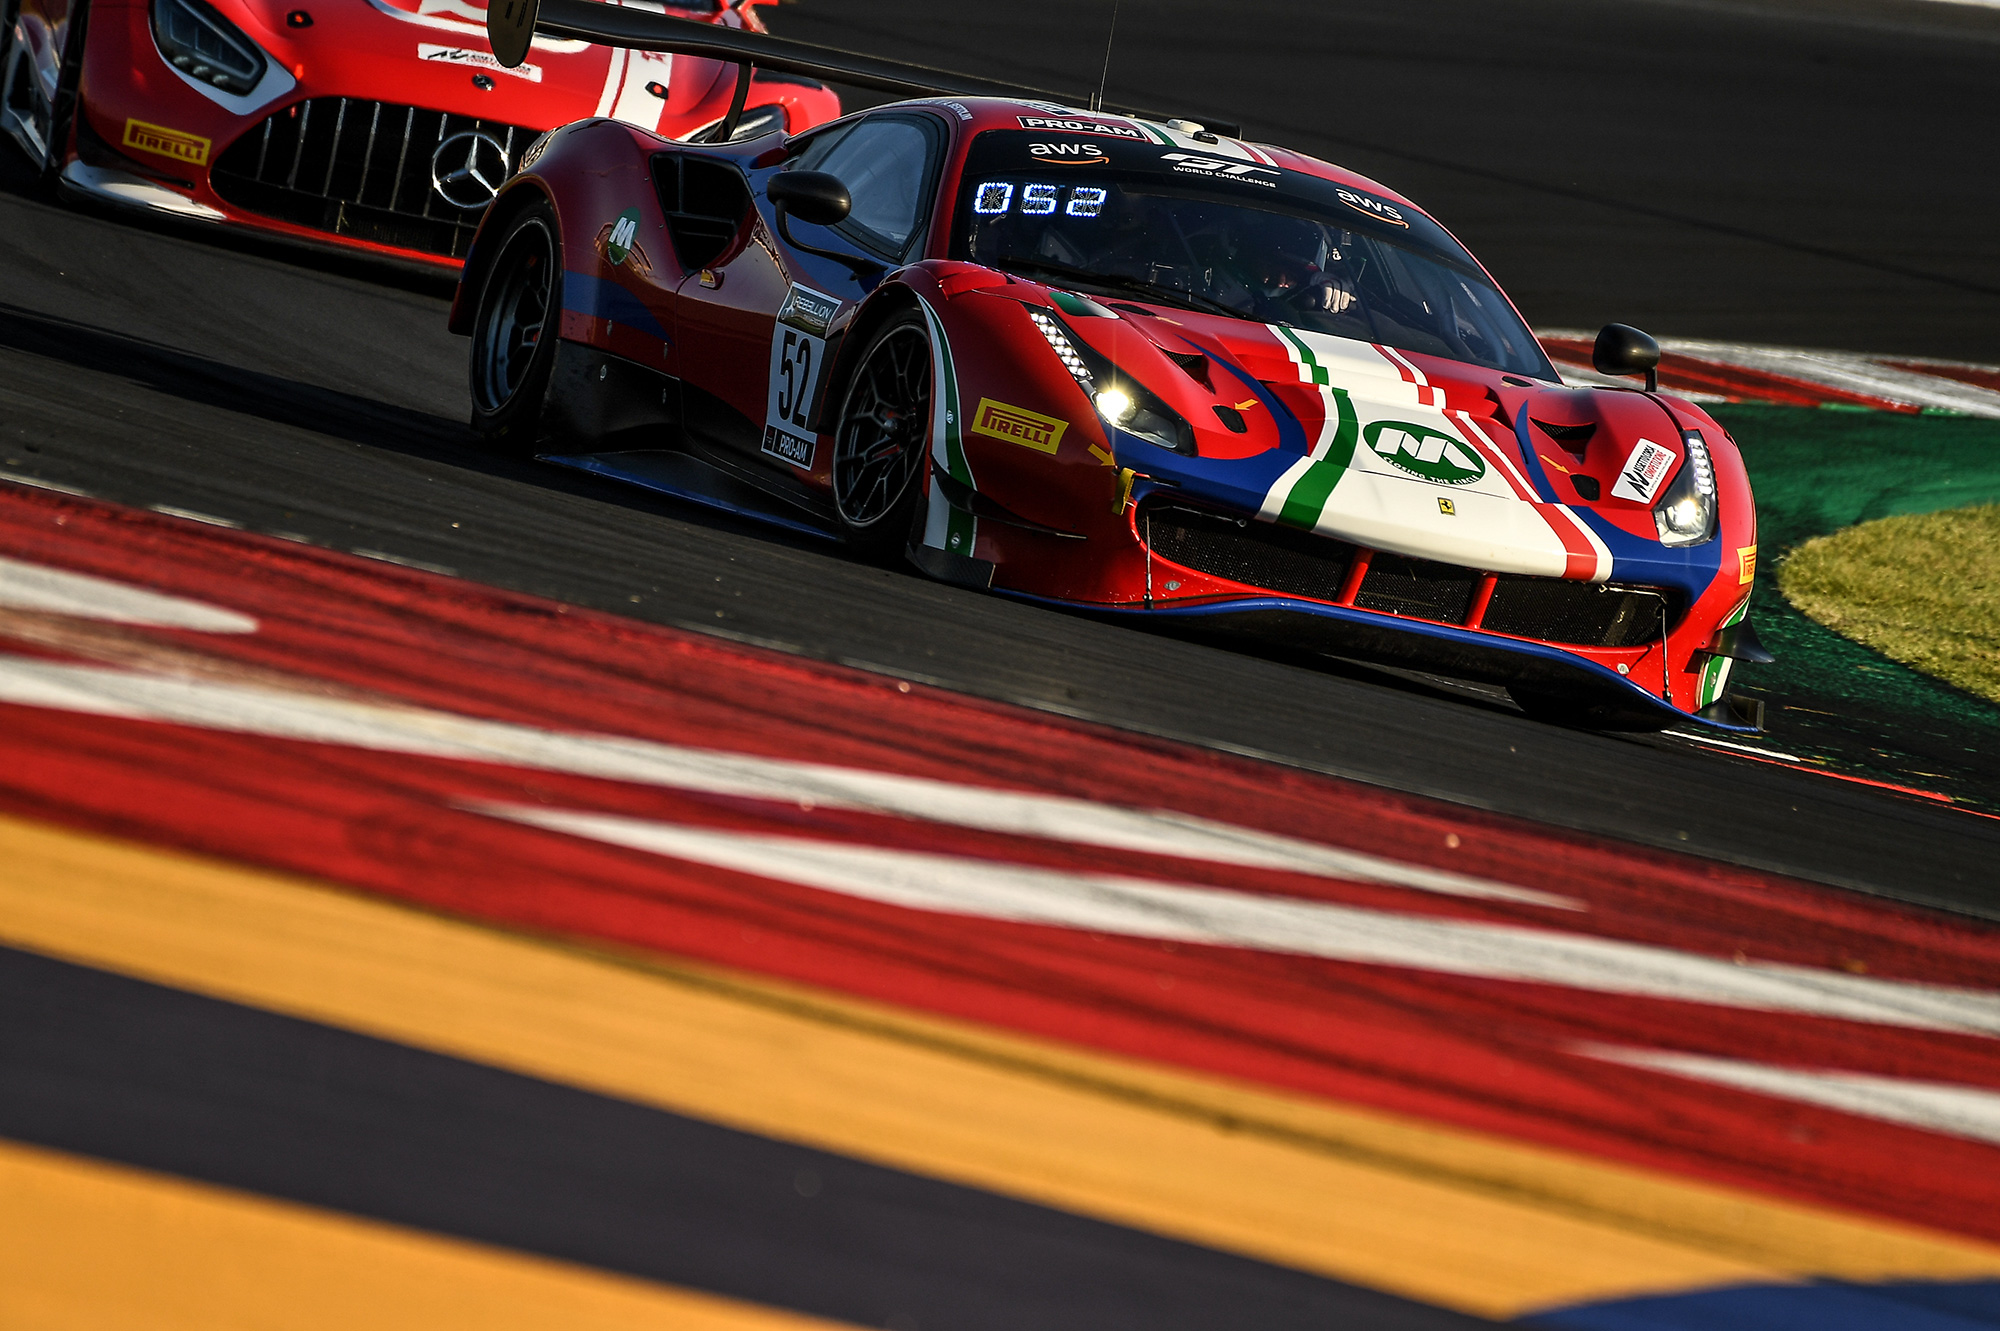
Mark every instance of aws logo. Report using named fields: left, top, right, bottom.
left=1336, top=188, right=1409, bottom=228
left=1365, top=420, right=1486, bottom=485
left=1029, top=142, right=1109, bottom=164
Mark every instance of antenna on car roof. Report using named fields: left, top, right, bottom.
left=1091, top=0, right=1120, bottom=113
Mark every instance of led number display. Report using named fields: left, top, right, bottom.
left=973, top=182, right=1015, bottom=214
left=973, top=182, right=1109, bottom=219
left=1066, top=187, right=1107, bottom=217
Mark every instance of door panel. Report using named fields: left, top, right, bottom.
left=672, top=114, right=943, bottom=487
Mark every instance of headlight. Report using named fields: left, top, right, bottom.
left=152, top=0, right=268, bottom=96
left=1028, top=307, right=1194, bottom=455
left=1654, top=431, right=1717, bottom=546
left=1093, top=387, right=1134, bottom=423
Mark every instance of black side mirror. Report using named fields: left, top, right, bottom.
left=1593, top=323, right=1661, bottom=392
left=767, top=169, right=880, bottom=276
left=767, top=171, right=851, bottom=227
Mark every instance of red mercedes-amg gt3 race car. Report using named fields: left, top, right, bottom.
left=0, top=0, right=836, bottom=264
left=452, top=0, right=1771, bottom=732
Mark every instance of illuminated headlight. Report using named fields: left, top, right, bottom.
left=1028, top=307, right=1194, bottom=455
left=152, top=0, right=268, bottom=96
left=1093, top=387, right=1134, bottom=424
left=1653, top=431, right=1718, bottom=546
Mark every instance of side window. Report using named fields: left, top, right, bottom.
left=806, top=116, right=939, bottom=257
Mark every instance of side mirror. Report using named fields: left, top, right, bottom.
left=767, top=171, right=851, bottom=227
left=1593, top=323, right=1661, bottom=392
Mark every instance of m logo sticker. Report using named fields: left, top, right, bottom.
left=1364, top=420, right=1486, bottom=485
left=604, top=209, right=640, bottom=266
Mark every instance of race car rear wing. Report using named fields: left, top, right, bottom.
left=487, top=0, right=1241, bottom=139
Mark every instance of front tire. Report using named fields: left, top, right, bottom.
left=830, top=311, right=932, bottom=560
left=469, top=200, right=561, bottom=454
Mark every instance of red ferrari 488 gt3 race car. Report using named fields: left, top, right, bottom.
left=452, top=0, right=1771, bottom=732
left=0, top=0, right=836, bottom=264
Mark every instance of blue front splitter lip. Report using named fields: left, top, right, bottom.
left=996, top=588, right=1762, bottom=735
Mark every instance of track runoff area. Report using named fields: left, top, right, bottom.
left=3, top=472, right=2000, bottom=1331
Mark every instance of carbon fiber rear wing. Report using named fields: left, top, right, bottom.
left=487, top=0, right=1240, bottom=138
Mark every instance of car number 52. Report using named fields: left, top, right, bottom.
left=763, top=324, right=826, bottom=469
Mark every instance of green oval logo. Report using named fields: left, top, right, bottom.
left=1363, top=419, right=1486, bottom=486
left=605, top=207, right=640, bottom=266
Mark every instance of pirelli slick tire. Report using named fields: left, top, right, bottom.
left=468, top=200, right=561, bottom=455
left=1508, top=684, right=1670, bottom=733
left=830, top=310, right=931, bottom=561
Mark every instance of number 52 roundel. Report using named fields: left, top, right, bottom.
left=763, top=284, right=842, bottom=470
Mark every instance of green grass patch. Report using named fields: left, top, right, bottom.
left=1707, top=404, right=2000, bottom=732
left=1779, top=504, right=2000, bottom=706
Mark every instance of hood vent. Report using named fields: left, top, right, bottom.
left=1532, top=418, right=1596, bottom=445
left=1161, top=348, right=1211, bottom=388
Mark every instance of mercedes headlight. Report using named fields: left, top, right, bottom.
left=1027, top=307, right=1194, bottom=455
left=1654, top=431, right=1717, bottom=546
left=152, top=0, right=268, bottom=96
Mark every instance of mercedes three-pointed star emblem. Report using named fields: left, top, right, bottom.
left=430, top=131, right=512, bottom=210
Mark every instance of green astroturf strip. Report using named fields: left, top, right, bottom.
left=1712, top=405, right=2000, bottom=742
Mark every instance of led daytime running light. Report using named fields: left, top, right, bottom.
left=1685, top=431, right=1716, bottom=496
left=1028, top=308, right=1095, bottom=390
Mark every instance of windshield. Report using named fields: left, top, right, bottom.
left=951, top=130, right=1555, bottom=380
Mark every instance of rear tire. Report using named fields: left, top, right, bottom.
left=469, top=200, right=561, bottom=454
left=829, top=310, right=932, bottom=561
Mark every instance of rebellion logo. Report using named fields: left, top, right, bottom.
left=122, top=119, right=210, bottom=167
left=778, top=284, right=840, bottom=336
left=1364, top=420, right=1486, bottom=485
left=1336, top=188, right=1409, bottom=227
left=971, top=399, right=1069, bottom=454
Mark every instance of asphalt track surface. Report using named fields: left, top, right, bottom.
left=2, top=0, right=1998, bottom=930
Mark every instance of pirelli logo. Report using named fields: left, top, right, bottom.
left=1738, top=544, right=1758, bottom=584
left=124, top=119, right=211, bottom=167
left=970, top=398, right=1067, bottom=454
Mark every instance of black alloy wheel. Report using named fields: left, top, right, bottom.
left=469, top=202, right=559, bottom=452
left=832, top=313, right=931, bottom=554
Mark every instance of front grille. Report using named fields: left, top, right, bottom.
left=1483, top=576, right=1674, bottom=648
left=212, top=99, right=538, bottom=258
left=1141, top=501, right=1356, bottom=601
left=1354, top=553, right=1478, bottom=623
left=1140, top=496, right=1679, bottom=646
